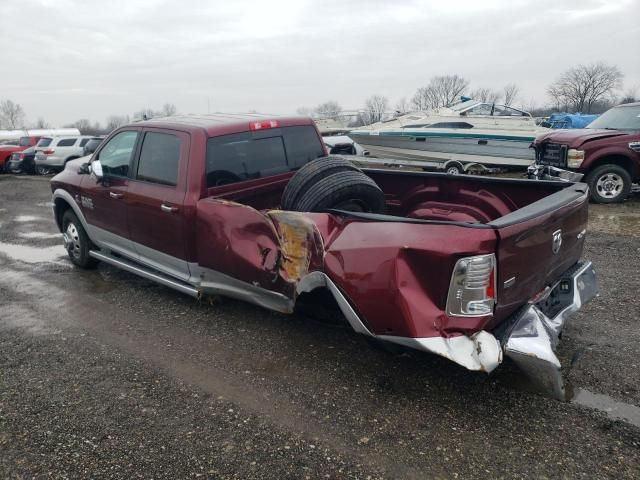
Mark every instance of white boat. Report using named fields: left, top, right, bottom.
left=0, top=128, right=81, bottom=142
left=348, top=99, right=550, bottom=173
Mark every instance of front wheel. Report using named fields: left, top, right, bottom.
left=444, top=162, right=463, bottom=175
left=585, top=165, right=631, bottom=203
left=62, top=210, right=98, bottom=268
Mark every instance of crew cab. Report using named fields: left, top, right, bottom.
left=50, top=115, right=597, bottom=397
left=532, top=102, right=640, bottom=203
left=0, top=136, right=40, bottom=172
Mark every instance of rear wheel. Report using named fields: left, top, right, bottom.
left=585, top=164, right=631, bottom=203
left=62, top=210, right=98, bottom=269
left=36, top=165, right=53, bottom=176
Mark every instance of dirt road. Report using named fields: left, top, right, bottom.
left=1, top=175, right=639, bottom=479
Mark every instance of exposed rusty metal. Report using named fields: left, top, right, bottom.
left=268, top=210, right=323, bottom=283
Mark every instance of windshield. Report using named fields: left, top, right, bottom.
left=450, top=99, right=480, bottom=111
left=587, top=105, right=640, bottom=131
left=18, top=137, right=31, bottom=147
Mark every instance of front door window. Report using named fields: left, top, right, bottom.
left=97, top=131, right=138, bottom=177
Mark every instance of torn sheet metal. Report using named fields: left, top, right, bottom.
left=503, top=261, right=597, bottom=399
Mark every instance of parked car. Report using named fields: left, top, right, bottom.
left=50, top=115, right=597, bottom=397
left=34, top=136, right=94, bottom=175
left=532, top=102, right=640, bottom=203
left=83, top=136, right=105, bottom=156
left=7, top=146, right=38, bottom=174
left=0, top=135, right=41, bottom=173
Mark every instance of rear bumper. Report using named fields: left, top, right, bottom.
left=7, top=158, right=34, bottom=172
left=35, top=155, right=64, bottom=167
left=501, top=261, right=597, bottom=398
left=366, top=261, right=597, bottom=396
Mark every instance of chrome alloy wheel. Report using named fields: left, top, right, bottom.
left=64, top=222, right=82, bottom=259
left=596, top=173, right=624, bottom=199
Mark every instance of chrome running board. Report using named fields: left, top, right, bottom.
left=89, top=250, right=200, bottom=298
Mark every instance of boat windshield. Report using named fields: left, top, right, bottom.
left=450, top=100, right=480, bottom=111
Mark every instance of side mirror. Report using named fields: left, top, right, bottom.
left=78, top=162, right=90, bottom=174
left=90, top=160, right=104, bottom=182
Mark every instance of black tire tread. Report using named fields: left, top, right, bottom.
left=281, top=155, right=361, bottom=210
left=294, top=170, right=385, bottom=213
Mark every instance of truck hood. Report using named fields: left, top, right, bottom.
left=536, top=128, right=627, bottom=147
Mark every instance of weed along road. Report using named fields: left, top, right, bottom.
left=1, top=174, right=640, bottom=479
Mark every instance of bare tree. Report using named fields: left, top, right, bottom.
left=411, top=87, right=433, bottom=111
left=547, top=63, right=623, bottom=113
left=33, top=117, right=49, bottom=129
left=394, top=97, right=410, bottom=114
left=0, top=100, right=26, bottom=129
left=160, top=103, right=177, bottom=116
left=72, top=118, right=92, bottom=133
left=361, top=95, right=389, bottom=125
left=105, top=115, right=130, bottom=132
left=411, top=75, right=469, bottom=110
left=133, top=108, right=156, bottom=121
left=296, top=106, right=314, bottom=117
left=469, top=87, right=501, bottom=104
left=620, top=86, right=637, bottom=105
left=315, top=101, right=342, bottom=119
left=503, top=84, right=520, bottom=106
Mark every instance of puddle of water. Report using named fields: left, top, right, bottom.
left=13, top=215, right=44, bottom=223
left=0, top=304, right=50, bottom=335
left=0, top=241, right=67, bottom=264
left=18, top=231, right=61, bottom=240
left=572, top=388, right=640, bottom=428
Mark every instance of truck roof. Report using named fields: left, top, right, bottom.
left=133, top=114, right=317, bottom=137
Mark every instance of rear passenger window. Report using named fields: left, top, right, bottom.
left=206, top=132, right=288, bottom=187
left=57, top=138, right=77, bottom=147
left=282, top=126, right=325, bottom=168
left=206, top=126, right=324, bottom=188
left=136, top=132, right=181, bottom=186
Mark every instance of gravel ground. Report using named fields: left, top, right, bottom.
left=0, top=175, right=639, bottom=479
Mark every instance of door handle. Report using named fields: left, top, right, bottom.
left=161, top=203, right=179, bottom=213
left=109, top=192, right=124, bottom=199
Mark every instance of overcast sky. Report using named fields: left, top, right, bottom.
left=1, top=0, right=638, bottom=126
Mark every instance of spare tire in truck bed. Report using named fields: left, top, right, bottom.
left=281, top=155, right=361, bottom=210
left=286, top=169, right=386, bottom=213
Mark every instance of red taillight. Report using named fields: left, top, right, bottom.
left=486, top=267, right=495, bottom=300
left=43, top=149, right=55, bottom=155
left=249, top=120, right=279, bottom=131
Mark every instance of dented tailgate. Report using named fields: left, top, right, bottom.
left=489, top=183, right=589, bottom=323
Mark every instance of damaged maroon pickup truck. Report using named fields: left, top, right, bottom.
left=50, top=115, right=597, bottom=397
